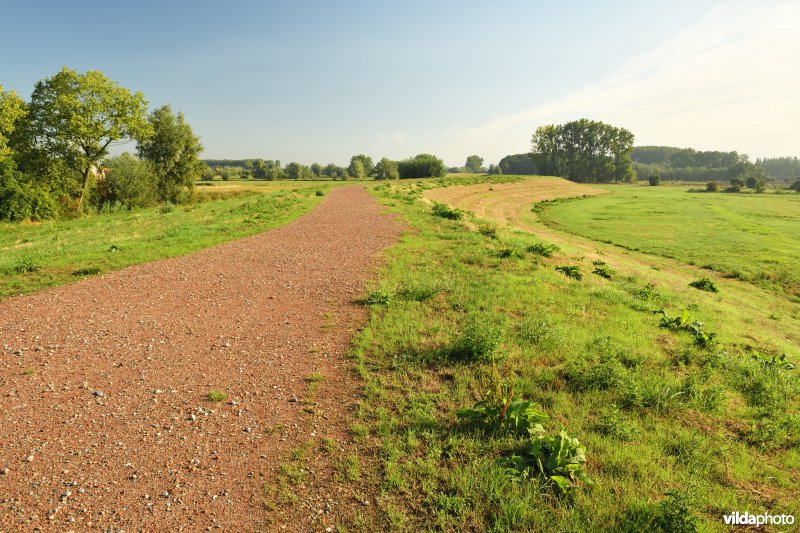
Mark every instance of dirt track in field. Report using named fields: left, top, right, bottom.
left=0, top=185, right=402, bottom=531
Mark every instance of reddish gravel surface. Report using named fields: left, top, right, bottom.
left=0, top=186, right=402, bottom=531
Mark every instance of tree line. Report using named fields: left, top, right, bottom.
left=630, top=146, right=763, bottom=184
left=202, top=153, right=447, bottom=181
left=0, top=67, right=203, bottom=222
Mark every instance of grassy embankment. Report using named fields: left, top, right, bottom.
left=0, top=181, right=338, bottom=299
left=339, top=176, right=799, bottom=531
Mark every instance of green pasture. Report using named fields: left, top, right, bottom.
left=538, top=185, right=800, bottom=298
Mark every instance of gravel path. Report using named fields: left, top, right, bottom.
left=0, top=185, right=401, bottom=530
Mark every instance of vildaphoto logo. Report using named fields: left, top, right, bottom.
left=723, top=511, right=795, bottom=527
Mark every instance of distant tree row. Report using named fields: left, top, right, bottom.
left=0, top=67, right=203, bottom=221
left=631, top=145, right=772, bottom=184
left=757, top=156, right=799, bottom=180
left=202, top=153, right=443, bottom=181
left=631, top=146, right=742, bottom=169
left=530, top=119, right=635, bottom=183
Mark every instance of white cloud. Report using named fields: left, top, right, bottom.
left=454, top=1, right=800, bottom=161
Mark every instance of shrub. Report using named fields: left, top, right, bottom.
left=705, top=181, right=718, bottom=192
left=688, top=277, right=718, bottom=293
left=315, top=190, right=324, bottom=196
left=526, top=241, right=559, bottom=257
left=72, top=266, right=102, bottom=276
left=648, top=175, right=660, bottom=186
left=658, top=309, right=717, bottom=349
left=596, top=404, right=635, bottom=440
left=788, top=179, right=800, bottom=191
left=451, top=312, right=503, bottom=361
left=396, top=153, right=447, bottom=179
left=592, top=265, right=614, bottom=279
left=362, top=290, right=392, bottom=305
left=159, top=202, right=175, bottom=214
left=496, top=246, right=524, bottom=259
left=0, top=162, right=58, bottom=222
left=457, top=395, right=548, bottom=436
left=497, top=430, right=594, bottom=493
left=478, top=224, right=497, bottom=238
left=555, top=265, right=582, bottom=280
left=431, top=202, right=464, bottom=220
left=93, top=153, right=157, bottom=209
left=13, top=255, right=40, bottom=274
left=651, top=491, right=700, bottom=533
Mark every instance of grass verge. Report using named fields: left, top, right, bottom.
left=341, top=179, right=799, bottom=531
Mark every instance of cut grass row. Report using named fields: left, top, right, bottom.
left=339, top=179, right=799, bottom=531
left=0, top=185, right=334, bottom=300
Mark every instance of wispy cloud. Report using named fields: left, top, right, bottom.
left=454, top=1, right=800, bottom=161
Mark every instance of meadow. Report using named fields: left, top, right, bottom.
left=537, top=185, right=800, bottom=298
left=338, top=177, right=799, bottom=531
left=0, top=182, right=336, bottom=299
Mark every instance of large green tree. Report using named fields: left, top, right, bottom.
left=137, top=105, right=203, bottom=203
left=0, top=86, right=26, bottom=161
left=349, top=154, right=373, bottom=177
left=374, top=157, right=399, bottom=180
left=531, top=119, right=635, bottom=183
left=465, top=155, right=484, bottom=173
left=27, top=67, right=152, bottom=210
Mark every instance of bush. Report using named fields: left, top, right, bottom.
left=497, top=430, right=594, bottom=493
left=526, top=241, right=559, bottom=257
left=555, top=265, right=582, bottom=280
left=396, top=153, right=447, bottom=179
left=431, top=202, right=464, bottom=220
left=457, top=395, right=548, bottom=436
left=705, top=181, right=718, bottom=192
left=648, top=175, right=660, bottom=186
left=451, top=312, right=503, bottom=361
left=93, top=153, right=158, bottom=209
left=0, top=161, right=58, bottom=222
left=478, top=224, right=497, bottom=238
left=788, top=179, right=800, bottom=191
left=688, top=277, right=718, bottom=293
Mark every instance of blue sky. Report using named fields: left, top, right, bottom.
left=3, top=1, right=798, bottom=165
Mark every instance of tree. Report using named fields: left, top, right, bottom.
left=498, top=153, right=536, bottom=175
left=310, top=163, right=322, bottom=177
left=349, top=154, right=373, bottom=177
left=396, top=154, right=447, bottom=179
left=350, top=159, right=366, bottom=179
left=137, top=105, right=203, bottom=203
left=487, top=164, right=502, bottom=175
left=27, top=67, right=152, bottom=211
left=465, top=155, right=484, bottom=173
left=531, top=119, right=635, bottom=183
left=374, top=157, right=399, bottom=180
left=0, top=86, right=26, bottom=161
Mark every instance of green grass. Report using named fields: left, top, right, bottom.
left=207, top=389, right=227, bottom=402
left=538, top=185, right=800, bottom=297
left=342, top=178, right=799, bottom=531
left=0, top=185, right=333, bottom=300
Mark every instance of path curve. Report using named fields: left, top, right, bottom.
left=0, top=185, right=402, bottom=530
